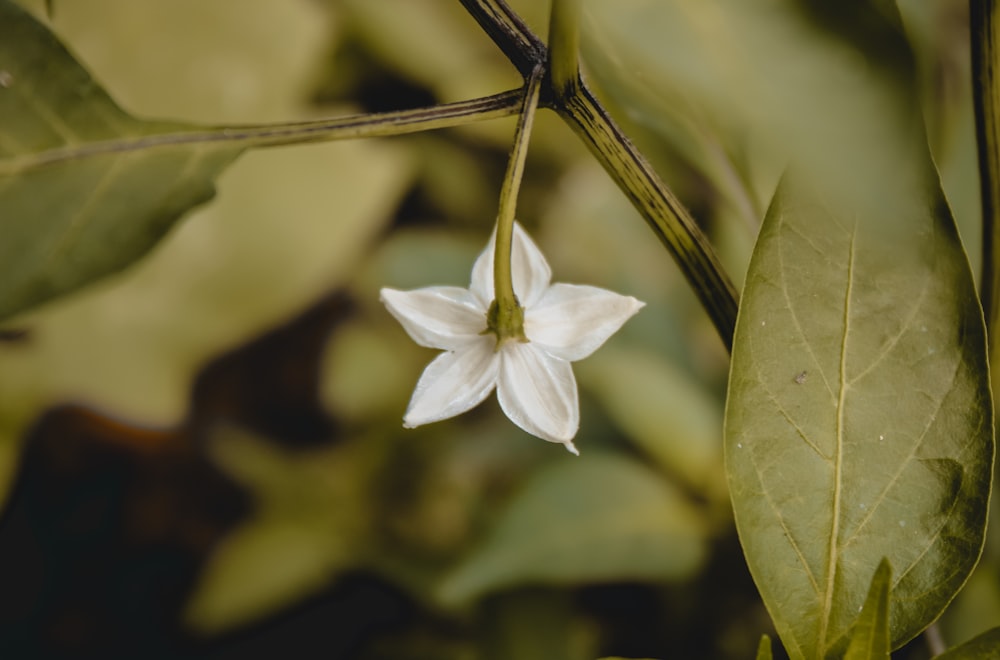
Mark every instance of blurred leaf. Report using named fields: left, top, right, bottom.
left=337, top=0, right=519, bottom=103
left=577, top=348, right=724, bottom=499
left=581, top=0, right=933, bottom=249
left=184, top=427, right=371, bottom=633
left=0, top=138, right=412, bottom=508
left=939, top=561, right=1000, bottom=650
left=725, top=169, right=992, bottom=658
left=480, top=590, right=582, bottom=660
left=30, top=0, right=330, bottom=124
left=1, top=0, right=436, bottom=324
left=844, top=559, right=891, bottom=660
left=437, top=452, right=708, bottom=605
left=354, top=227, right=481, bottom=302
left=755, top=635, right=772, bottom=660
left=895, top=0, right=982, bottom=273
left=0, top=0, right=244, bottom=321
left=936, top=626, right=1000, bottom=659
left=321, top=318, right=421, bottom=424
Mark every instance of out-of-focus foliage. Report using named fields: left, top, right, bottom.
left=936, top=626, right=1000, bottom=659
left=0, top=1, right=995, bottom=659
left=437, top=453, right=709, bottom=605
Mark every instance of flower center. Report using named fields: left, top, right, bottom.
left=486, top=297, right=528, bottom=347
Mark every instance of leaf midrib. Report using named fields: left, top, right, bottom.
left=819, top=225, right=857, bottom=651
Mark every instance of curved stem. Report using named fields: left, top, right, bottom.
left=491, top=66, right=544, bottom=342
left=5, top=89, right=524, bottom=173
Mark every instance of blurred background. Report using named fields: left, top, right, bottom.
left=0, top=0, right=994, bottom=658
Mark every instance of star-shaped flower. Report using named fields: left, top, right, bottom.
left=380, top=222, right=644, bottom=454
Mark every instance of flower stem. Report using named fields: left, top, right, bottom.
left=491, top=66, right=544, bottom=342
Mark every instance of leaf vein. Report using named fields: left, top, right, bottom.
left=818, top=222, right=856, bottom=649
left=14, top=75, right=83, bottom=146
left=840, top=356, right=962, bottom=550
left=778, top=212, right=838, bottom=401
left=746, top=446, right=823, bottom=597
left=848, top=273, right=933, bottom=386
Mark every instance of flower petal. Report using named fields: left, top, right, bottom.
left=381, top=286, right=486, bottom=350
left=470, top=222, right=552, bottom=308
left=496, top=342, right=579, bottom=450
left=525, top=284, right=645, bottom=361
left=403, top=338, right=500, bottom=427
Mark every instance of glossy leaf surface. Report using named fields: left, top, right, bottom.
left=725, top=168, right=992, bottom=658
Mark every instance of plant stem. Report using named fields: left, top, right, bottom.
left=971, top=0, right=1000, bottom=374
left=490, top=66, right=544, bottom=342
left=548, top=0, right=582, bottom=98
left=457, top=0, right=544, bottom=78
left=557, top=83, right=738, bottom=350
left=4, top=89, right=523, bottom=173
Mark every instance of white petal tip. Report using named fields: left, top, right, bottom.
left=564, top=441, right=580, bottom=456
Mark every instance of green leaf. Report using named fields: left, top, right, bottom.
left=184, top=427, right=372, bottom=633
left=577, top=347, right=725, bottom=499
left=725, top=167, right=993, bottom=659
left=935, top=626, right=1000, bottom=659
left=844, top=559, right=892, bottom=660
left=437, top=452, right=708, bottom=605
left=0, top=0, right=243, bottom=321
left=755, top=634, right=772, bottom=660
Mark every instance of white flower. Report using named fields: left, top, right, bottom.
left=380, top=222, right=644, bottom=455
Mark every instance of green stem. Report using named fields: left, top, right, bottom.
left=490, top=66, right=544, bottom=342
left=548, top=0, right=582, bottom=99
left=557, top=83, right=738, bottom=349
left=4, top=89, right=523, bottom=174
left=971, top=0, right=1000, bottom=361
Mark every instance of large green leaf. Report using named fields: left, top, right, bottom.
left=725, top=165, right=993, bottom=658
left=0, top=0, right=243, bottom=321
left=436, top=452, right=708, bottom=605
